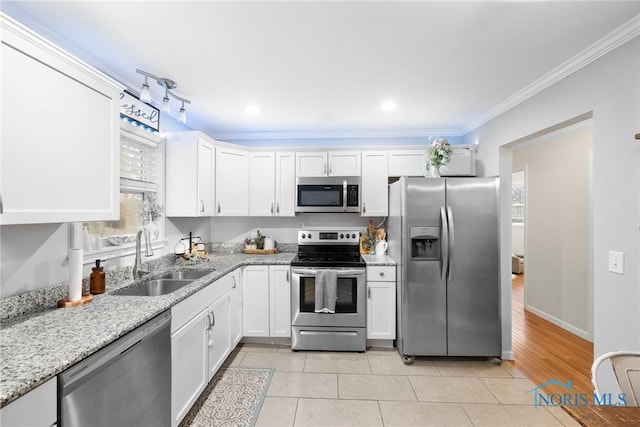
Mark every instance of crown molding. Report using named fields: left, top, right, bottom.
left=463, top=14, right=640, bottom=135
left=210, top=127, right=463, bottom=141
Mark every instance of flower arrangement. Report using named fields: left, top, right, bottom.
left=142, top=193, right=164, bottom=222
left=427, top=137, right=453, bottom=167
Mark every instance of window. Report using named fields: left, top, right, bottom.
left=83, top=121, right=162, bottom=251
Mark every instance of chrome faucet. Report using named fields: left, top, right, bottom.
left=133, top=225, right=154, bottom=279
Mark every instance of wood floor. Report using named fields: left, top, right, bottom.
left=508, top=273, right=594, bottom=395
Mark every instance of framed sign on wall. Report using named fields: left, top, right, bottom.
left=119, top=90, right=160, bottom=132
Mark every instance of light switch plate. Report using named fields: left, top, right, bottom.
left=608, top=251, right=624, bottom=275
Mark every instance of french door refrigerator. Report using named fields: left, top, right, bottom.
left=388, top=177, right=501, bottom=362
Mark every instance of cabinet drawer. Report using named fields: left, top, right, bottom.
left=171, top=274, right=233, bottom=333
left=366, top=266, right=395, bottom=282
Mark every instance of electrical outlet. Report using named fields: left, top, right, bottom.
left=608, top=251, right=624, bottom=275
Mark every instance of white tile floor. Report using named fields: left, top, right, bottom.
left=223, top=344, right=581, bottom=427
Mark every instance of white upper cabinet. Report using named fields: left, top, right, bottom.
left=296, top=151, right=360, bottom=177
left=166, top=132, right=216, bottom=217
left=0, top=16, right=122, bottom=225
left=388, top=149, right=426, bottom=177
left=361, top=151, right=389, bottom=217
left=249, top=151, right=295, bottom=216
left=216, top=146, right=249, bottom=216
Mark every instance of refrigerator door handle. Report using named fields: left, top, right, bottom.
left=440, top=206, right=449, bottom=281
left=447, top=206, right=455, bottom=282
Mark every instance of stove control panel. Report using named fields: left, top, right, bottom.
left=298, top=230, right=360, bottom=244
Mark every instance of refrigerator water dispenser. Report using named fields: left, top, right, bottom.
left=410, top=226, right=440, bottom=260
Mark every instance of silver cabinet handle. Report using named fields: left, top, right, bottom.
left=379, top=271, right=385, bottom=277
left=286, top=270, right=289, bottom=282
left=322, top=162, right=327, bottom=175
left=211, top=311, right=215, bottom=327
left=0, top=192, right=3, bottom=214
left=270, top=203, right=274, bottom=214
left=368, top=285, right=371, bottom=299
left=329, top=163, right=333, bottom=175
left=217, top=202, right=221, bottom=213
left=276, top=202, right=280, bottom=214
left=206, top=312, right=213, bottom=330
left=232, top=276, right=237, bottom=289
left=363, top=202, right=366, bottom=214
left=200, top=200, right=205, bottom=213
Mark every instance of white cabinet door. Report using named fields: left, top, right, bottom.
left=274, top=152, right=296, bottom=216
left=171, top=308, right=208, bottom=427
left=1, top=18, right=121, bottom=225
left=249, top=152, right=276, bottom=216
left=242, top=266, right=270, bottom=337
left=366, top=281, right=396, bottom=340
left=296, top=151, right=361, bottom=177
left=0, top=377, right=56, bottom=427
left=269, top=265, right=291, bottom=337
left=207, top=291, right=231, bottom=381
left=388, top=149, right=426, bottom=177
left=197, top=140, right=216, bottom=216
left=166, top=132, right=216, bottom=217
left=366, top=266, right=396, bottom=340
left=295, top=152, right=328, bottom=177
left=229, top=269, right=243, bottom=347
left=328, top=151, right=361, bottom=176
left=216, top=147, right=249, bottom=216
left=361, top=151, right=389, bottom=217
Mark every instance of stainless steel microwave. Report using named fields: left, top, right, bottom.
left=295, top=176, right=360, bottom=213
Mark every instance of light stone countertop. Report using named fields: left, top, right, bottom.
left=0, top=251, right=395, bottom=407
left=0, top=251, right=295, bottom=408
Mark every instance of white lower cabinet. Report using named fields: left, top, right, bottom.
left=170, top=272, right=237, bottom=427
left=0, top=377, right=56, bottom=427
left=229, top=269, right=243, bottom=347
left=243, top=265, right=291, bottom=338
left=366, top=266, right=396, bottom=340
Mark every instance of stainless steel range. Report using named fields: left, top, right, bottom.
left=291, top=229, right=366, bottom=352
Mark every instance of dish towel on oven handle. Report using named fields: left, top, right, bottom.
left=314, top=270, right=337, bottom=313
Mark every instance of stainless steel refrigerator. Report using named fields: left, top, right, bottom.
left=388, top=177, right=501, bottom=362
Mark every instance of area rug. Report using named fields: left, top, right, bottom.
left=180, top=367, right=274, bottom=427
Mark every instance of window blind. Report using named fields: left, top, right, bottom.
left=120, top=130, right=159, bottom=193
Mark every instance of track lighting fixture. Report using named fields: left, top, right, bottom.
left=136, top=69, right=191, bottom=124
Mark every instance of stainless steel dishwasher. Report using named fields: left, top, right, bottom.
left=58, top=310, right=171, bottom=427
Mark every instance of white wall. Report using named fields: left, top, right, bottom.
left=511, top=171, right=525, bottom=256
left=513, top=123, right=592, bottom=340
left=464, top=37, right=640, bottom=360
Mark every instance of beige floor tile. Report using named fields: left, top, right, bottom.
left=366, top=347, right=397, bottom=356
left=255, top=397, right=298, bottom=427
left=268, top=372, right=338, bottom=399
left=379, top=401, right=473, bottom=426
left=544, top=405, right=582, bottom=426
left=239, top=343, right=281, bottom=352
left=369, top=355, right=440, bottom=376
left=502, top=361, right=530, bottom=379
left=481, top=377, right=538, bottom=405
left=338, top=374, right=417, bottom=401
left=241, top=351, right=306, bottom=372
left=409, top=376, right=498, bottom=403
left=434, top=360, right=512, bottom=378
left=304, top=352, right=371, bottom=374
left=461, top=403, right=563, bottom=426
left=222, top=349, right=246, bottom=367
left=294, top=398, right=383, bottom=427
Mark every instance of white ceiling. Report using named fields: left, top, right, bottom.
left=3, top=1, right=639, bottom=140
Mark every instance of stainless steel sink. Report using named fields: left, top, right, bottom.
left=157, top=270, right=211, bottom=281
left=115, top=279, right=194, bottom=297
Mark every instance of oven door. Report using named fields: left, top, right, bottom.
left=291, top=267, right=366, bottom=328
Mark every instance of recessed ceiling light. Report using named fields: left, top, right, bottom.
left=380, top=100, right=397, bottom=112
left=245, top=104, right=260, bottom=114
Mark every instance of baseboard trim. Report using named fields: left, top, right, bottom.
left=502, top=350, right=515, bottom=361
left=524, top=304, right=592, bottom=342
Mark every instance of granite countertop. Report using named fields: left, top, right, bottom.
left=0, top=251, right=295, bottom=408
left=361, top=254, right=396, bottom=266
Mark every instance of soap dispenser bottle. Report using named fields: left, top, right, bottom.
left=90, top=259, right=105, bottom=294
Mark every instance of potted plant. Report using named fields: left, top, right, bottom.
left=426, top=137, right=453, bottom=177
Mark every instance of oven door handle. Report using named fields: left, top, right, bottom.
left=291, top=268, right=365, bottom=277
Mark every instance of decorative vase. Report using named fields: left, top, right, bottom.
left=148, top=221, right=160, bottom=240
left=429, top=164, right=441, bottom=178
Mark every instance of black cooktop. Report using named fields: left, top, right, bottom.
left=291, top=244, right=365, bottom=267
